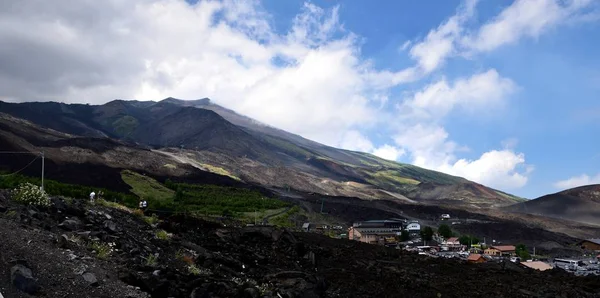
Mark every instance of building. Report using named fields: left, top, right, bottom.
left=484, top=245, right=516, bottom=257
left=353, top=219, right=404, bottom=229
left=467, top=254, right=486, bottom=263
left=302, top=223, right=311, bottom=232
left=348, top=219, right=404, bottom=245
left=578, top=239, right=600, bottom=251
left=348, top=227, right=401, bottom=244
left=405, top=221, right=421, bottom=234
left=521, top=261, right=553, bottom=271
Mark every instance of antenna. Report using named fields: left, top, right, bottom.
left=41, top=151, right=45, bottom=192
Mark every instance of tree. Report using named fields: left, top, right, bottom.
left=458, top=235, right=471, bottom=246
left=420, top=226, right=434, bottom=241
left=458, top=235, right=480, bottom=246
left=438, top=224, right=452, bottom=238
left=516, top=244, right=531, bottom=260
left=174, top=187, right=184, bottom=203
left=399, top=230, right=410, bottom=242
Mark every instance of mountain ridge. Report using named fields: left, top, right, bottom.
left=0, top=99, right=524, bottom=208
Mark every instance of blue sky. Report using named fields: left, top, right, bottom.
left=2, top=0, right=600, bottom=198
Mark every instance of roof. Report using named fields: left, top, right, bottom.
left=521, top=261, right=553, bottom=271
left=302, top=223, right=310, bottom=228
left=491, top=245, right=516, bottom=251
left=582, top=239, right=600, bottom=245
left=353, top=227, right=401, bottom=235
left=467, top=254, right=483, bottom=261
left=447, top=237, right=459, bottom=243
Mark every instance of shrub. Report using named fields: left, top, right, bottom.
left=143, top=214, right=159, bottom=225
left=12, top=183, right=51, bottom=207
left=145, top=253, right=159, bottom=266
left=438, top=224, right=452, bottom=239
left=155, top=229, right=171, bottom=240
left=89, top=241, right=114, bottom=259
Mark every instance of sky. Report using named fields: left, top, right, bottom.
left=0, top=0, right=599, bottom=199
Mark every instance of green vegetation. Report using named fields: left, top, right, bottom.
left=155, top=229, right=171, bottom=240
left=143, top=214, right=160, bottom=225
left=458, top=235, right=480, bottom=246
left=437, top=224, right=453, bottom=239
left=164, top=179, right=289, bottom=216
left=0, top=174, right=138, bottom=207
left=112, top=115, right=139, bottom=137
left=11, top=182, right=51, bottom=207
left=89, top=241, right=113, bottom=259
left=399, top=230, right=410, bottom=242
left=145, top=254, right=159, bottom=267
left=200, top=164, right=240, bottom=181
left=516, top=244, right=531, bottom=260
left=262, top=135, right=312, bottom=158
left=121, top=170, right=174, bottom=201
left=420, top=226, right=434, bottom=241
left=270, top=206, right=301, bottom=228
left=367, top=170, right=420, bottom=187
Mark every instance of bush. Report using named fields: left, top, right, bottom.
left=420, top=226, right=434, bottom=241
left=438, top=224, right=452, bottom=239
left=155, top=230, right=171, bottom=240
left=12, top=182, right=51, bottom=207
left=399, top=230, right=410, bottom=242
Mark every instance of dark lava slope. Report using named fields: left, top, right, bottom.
left=1, top=191, right=600, bottom=298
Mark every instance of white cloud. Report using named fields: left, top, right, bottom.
left=406, top=0, right=596, bottom=73
left=340, top=130, right=374, bottom=153
left=393, top=71, right=529, bottom=190
left=372, top=145, right=405, bottom=161
left=554, top=173, right=600, bottom=190
left=440, top=150, right=533, bottom=190
left=464, top=0, right=595, bottom=52
left=0, top=0, right=412, bottom=147
left=401, top=69, right=516, bottom=120
left=408, top=0, right=478, bottom=73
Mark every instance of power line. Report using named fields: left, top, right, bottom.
left=0, top=156, right=39, bottom=177
left=0, top=150, right=45, bottom=190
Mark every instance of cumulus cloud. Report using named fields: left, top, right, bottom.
left=392, top=70, right=530, bottom=190
left=554, top=173, right=600, bottom=190
left=0, top=0, right=413, bottom=147
left=463, top=0, right=596, bottom=52
left=406, top=0, right=596, bottom=73
left=372, top=145, right=405, bottom=161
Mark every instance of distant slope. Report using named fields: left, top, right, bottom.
left=503, top=184, right=600, bottom=225
left=0, top=99, right=524, bottom=208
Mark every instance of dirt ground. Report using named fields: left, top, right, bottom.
left=2, top=190, right=600, bottom=298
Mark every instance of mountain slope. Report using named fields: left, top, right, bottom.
left=0, top=99, right=524, bottom=208
left=503, top=184, right=600, bottom=225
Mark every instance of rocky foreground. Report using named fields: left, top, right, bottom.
left=1, top=192, right=600, bottom=298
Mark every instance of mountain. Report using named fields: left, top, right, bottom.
left=0, top=99, right=524, bottom=208
left=503, top=184, right=600, bottom=226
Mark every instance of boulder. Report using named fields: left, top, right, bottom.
left=82, top=272, right=99, bottom=287
left=59, top=219, right=82, bottom=231
left=10, top=264, right=40, bottom=295
left=57, top=234, right=70, bottom=249
left=104, top=220, right=119, bottom=233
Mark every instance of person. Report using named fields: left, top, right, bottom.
left=89, top=191, right=96, bottom=203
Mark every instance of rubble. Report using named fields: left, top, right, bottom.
left=0, top=191, right=599, bottom=297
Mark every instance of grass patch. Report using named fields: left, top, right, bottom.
left=98, top=199, right=132, bottom=213
left=145, top=254, right=159, bottom=267
left=0, top=174, right=138, bottom=207
left=155, top=229, right=171, bottom=240
left=369, top=170, right=421, bottom=185
left=270, top=206, right=301, bottom=228
left=143, top=214, right=160, bottom=225
left=200, top=164, right=240, bottom=181
left=121, top=170, right=174, bottom=201
left=164, top=180, right=289, bottom=216
left=112, top=115, right=139, bottom=137
left=88, top=241, right=113, bottom=259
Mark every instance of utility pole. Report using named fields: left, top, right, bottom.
left=320, top=198, right=324, bottom=213
left=41, top=151, right=45, bottom=192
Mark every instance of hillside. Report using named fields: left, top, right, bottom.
left=2, top=191, right=600, bottom=297
left=0, top=99, right=524, bottom=208
left=503, top=184, right=600, bottom=226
